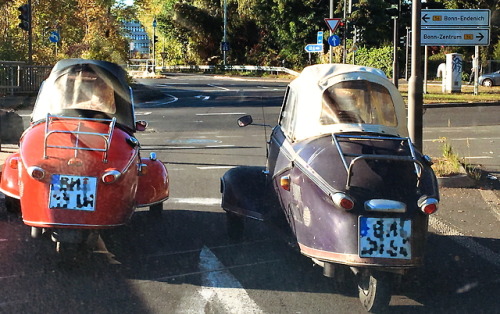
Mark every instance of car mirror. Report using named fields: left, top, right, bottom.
left=237, top=115, right=253, bottom=127
left=136, top=120, right=148, bottom=131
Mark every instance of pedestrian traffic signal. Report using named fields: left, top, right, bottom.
left=18, top=3, right=30, bottom=32
left=385, top=0, right=400, bottom=19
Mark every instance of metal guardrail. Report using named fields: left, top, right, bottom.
left=162, top=65, right=300, bottom=76
left=0, top=61, right=51, bottom=95
left=127, top=61, right=300, bottom=77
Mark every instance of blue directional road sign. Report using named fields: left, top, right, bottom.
left=317, top=31, right=324, bottom=44
left=49, top=31, right=60, bottom=43
left=328, top=35, right=341, bottom=47
left=305, top=44, right=323, bottom=53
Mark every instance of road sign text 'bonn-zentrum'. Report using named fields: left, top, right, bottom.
left=421, top=9, right=490, bottom=46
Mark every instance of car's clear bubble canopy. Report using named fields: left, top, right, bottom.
left=32, top=59, right=135, bottom=131
left=282, top=64, right=408, bottom=141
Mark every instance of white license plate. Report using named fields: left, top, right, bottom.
left=359, top=217, right=411, bottom=259
left=49, top=175, right=97, bottom=211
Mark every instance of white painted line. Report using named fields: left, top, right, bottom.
left=424, top=137, right=500, bottom=141
left=462, top=156, right=494, bottom=159
left=135, top=111, right=152, bottom=116
left=429, top=216, right=500, bottom=267
left=198, top=246, right=264, bottom=313
left=170, top=198, right=221, bottom=206
left=205, top=145, right=235, bottom=148
left=196, top=113, right=246, bottom=116
left=197, top=166, right=235, bottom=170
left=207, top=84, right=230, bottom=91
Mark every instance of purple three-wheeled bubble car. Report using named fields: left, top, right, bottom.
left=220, top=64, right=439, bottom=312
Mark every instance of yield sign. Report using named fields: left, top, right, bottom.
left=324, top=18, right=342, bottom=33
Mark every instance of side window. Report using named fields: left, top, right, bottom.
left=279, top=87, right=297, bottom=139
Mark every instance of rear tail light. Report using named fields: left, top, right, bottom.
left=280, top=175, right=290, bottom=191
left=102, top=169, right=121, bottom=184
left=27, top=166, right=46, bottom=180
left=418, top=197, right=439, bottom=215
left=9, top=157, right=19, bottom=169
left=331, top=192, right=355, bottom=210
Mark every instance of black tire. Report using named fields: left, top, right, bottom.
left=482, top=79, right=493, bottom=87
left=357, top=271, right=392, bottom=313
left=56, top=242, right=81, bottom=263
left=5, top=196, right=21, bottom=214
left=149, top=202, right=163, bottom=216
left=226, top=213, right=244, bottom=241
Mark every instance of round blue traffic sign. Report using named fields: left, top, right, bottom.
left=328, top=35, right=341, bottom=47
left=49, top=31, right=60, bottom=43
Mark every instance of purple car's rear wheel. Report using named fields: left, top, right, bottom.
left=357, top=270, right=392, bottom=313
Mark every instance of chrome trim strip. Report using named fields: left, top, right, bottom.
left=364, top=199, right=406, bottom=213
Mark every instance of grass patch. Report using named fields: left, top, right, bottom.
left=431, top=137, right=463, bottom=177
left=399, top=82, right=500, bottom=104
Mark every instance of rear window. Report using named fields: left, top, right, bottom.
left=320, top=80, right=397, bottom=127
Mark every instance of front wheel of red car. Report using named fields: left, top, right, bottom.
left=226, top=213, right=244, bottom=241
left=149, top=202, right=163, bottom=216
left=5, top=196, right=21, bottom=214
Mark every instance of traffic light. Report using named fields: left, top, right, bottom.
left=337, top=21, right=345, bottom=35
left=18, top=3, right=30, bottom=31
left=154, top=35, right=159, bottom=43
left=385, top=0, right=400, bottom=19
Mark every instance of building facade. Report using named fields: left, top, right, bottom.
left=122, top=21, right=150, bottom=56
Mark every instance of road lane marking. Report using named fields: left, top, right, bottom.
left=207, top=84, right=230, bottom=91
left=197, top=166, right=235, bottom=170
left=170, top=198, right=221, bottom=206
left=429, top=216, right=500, bottom=267
left=198, top=246, right=264, bottom=313
left=196, top=112, right=246, bottom=116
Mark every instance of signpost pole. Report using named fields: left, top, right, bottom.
left=329, top=0, right=333, bottom=63
left=474, top=46, right=479, bottom=95
left=408, top=0, right=423, bottom=152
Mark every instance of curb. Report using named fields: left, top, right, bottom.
left=437, top=174, right=477, bottom=188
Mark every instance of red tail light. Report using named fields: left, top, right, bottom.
left=331, top=192, right=355, bottom=210
left=102, top=169, right=121, bottom=184
left=418, top=197, right=439, bottom=215
left=27, top=166, right=46, bottom=180
left=9, top=157, right=19, bottom=169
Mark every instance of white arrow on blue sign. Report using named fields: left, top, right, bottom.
left=328, top=35, right=341, bottom=47
left=49, top=31, right=60, bottom=43
left=305, top=44, right=323, bottom=53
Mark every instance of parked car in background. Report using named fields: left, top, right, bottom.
left=478, top=70, right=500, bottom=87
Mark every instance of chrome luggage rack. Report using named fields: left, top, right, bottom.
left=44, top=113, right=116, bottom=163
left=332, top=133, right=424, bottom=189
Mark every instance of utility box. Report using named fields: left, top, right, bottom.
left=443, top=53, right=463, bottom=93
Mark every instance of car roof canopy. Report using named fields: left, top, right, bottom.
left=284, top=64, right=408, bottom=141
left=32, top=59, right=135, bottom=131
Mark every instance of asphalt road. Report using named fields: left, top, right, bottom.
left=0, top=74, right=498, bottom=313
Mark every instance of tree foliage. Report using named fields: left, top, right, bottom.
left=0, top=0, right=128, bottom=64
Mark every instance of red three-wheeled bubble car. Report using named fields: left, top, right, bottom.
left=0, top=59, right=169, bottom=258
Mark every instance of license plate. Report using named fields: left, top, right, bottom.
left=49, top=175, right=97, bottom=211
left=359, top=217, right=411, bottom=259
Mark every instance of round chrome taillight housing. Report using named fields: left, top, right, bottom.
left=418, top=197, right=439, bottom=215
left=27, top=166, right=46, bottom=181
left=102, top=169, right=121, bottom=184
left=331, top=192, right=355, bottom=210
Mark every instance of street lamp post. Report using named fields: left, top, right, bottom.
left=408, top=0, right=423, bottom=152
